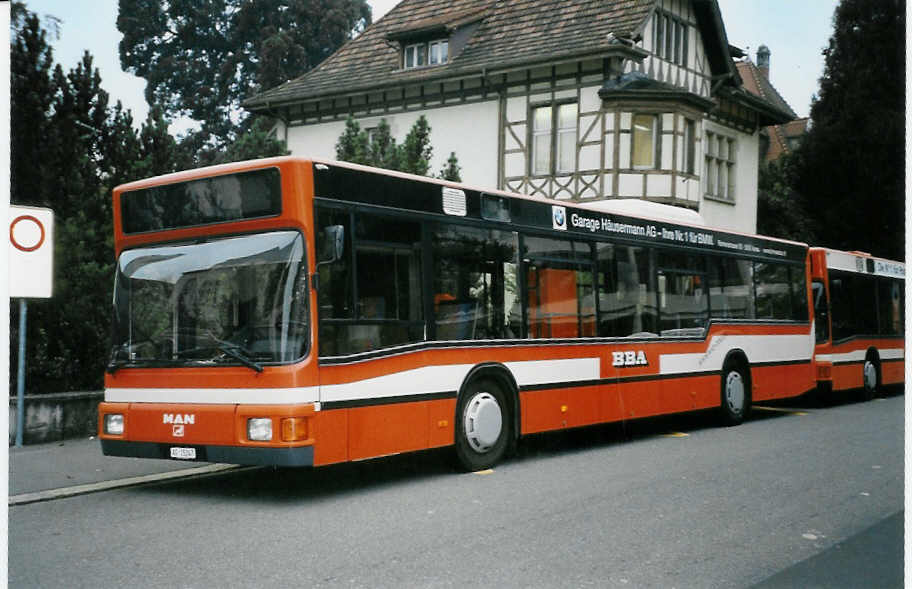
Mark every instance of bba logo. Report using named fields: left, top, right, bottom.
left=552, top=205, right=567, bottom=230
left=612, top=350, right=648, bottom=367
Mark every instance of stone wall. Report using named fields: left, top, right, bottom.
left=9, top=391, right=103, bottom=445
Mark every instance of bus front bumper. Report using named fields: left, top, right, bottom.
left=100, top=439, right=315, bottom=467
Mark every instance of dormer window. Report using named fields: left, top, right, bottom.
left=403, top=39, right=449, bottom=69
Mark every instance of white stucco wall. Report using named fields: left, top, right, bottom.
left=698, top=119, right=759, bottom=234
left=282, top=100, right=501, bottom=188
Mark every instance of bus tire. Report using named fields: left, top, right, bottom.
left=860, top=351, right=880, bottom=401
left=720, top=361, right=750, bottom=426
left=454, top=378, right=512, bottom=472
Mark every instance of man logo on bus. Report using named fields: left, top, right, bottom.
left=612, top=350, right=648, bottom=367
left=552, top=205, right=567, bottom=230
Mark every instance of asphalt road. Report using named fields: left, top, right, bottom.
left=9, top=392, right=904, bottom=588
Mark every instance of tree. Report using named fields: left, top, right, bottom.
left=367, top=119, right=400, bottom=170
left=335, top=116, right=371, bottom=165
left=117, top=0, right=371, bottom=150
left=757, top=151, right=817, bottom=244
left=795, top=0, right=904, bottom=260
left=10, top=6, right=55, bottom=210
left=438, top=152, right=462, bottom=182
left=335, top=115, right=460, bottom=181
left=10, top=4, right=192, bottom=393
left=398, top=115, right=432, bottom=176
left=213, top=117, right=290, bottom=164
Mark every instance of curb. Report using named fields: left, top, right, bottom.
left=9, top=464, right=254, bottom=506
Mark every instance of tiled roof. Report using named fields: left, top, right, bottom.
left=765, top=117, right=808, bottom=161
left=735, top=60, right=797, bottom=119
left=244, top=0, right=655, bottom=108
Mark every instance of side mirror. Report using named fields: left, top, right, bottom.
left=318, top=225, right=345, bottom=265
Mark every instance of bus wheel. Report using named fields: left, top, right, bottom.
left=861, top=353, right=880, bottom=401
left=455, top=378, right=512, bottom=472
left=720, top=362, right=750, bottom=426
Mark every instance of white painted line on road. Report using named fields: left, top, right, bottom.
left=9, top=464, right=248, bottom=506
left=753, top=406, right=809, bottom=416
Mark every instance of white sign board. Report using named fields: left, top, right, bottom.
left=9, top=205, right=54, bottom=298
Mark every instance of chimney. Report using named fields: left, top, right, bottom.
left=757, top=45, right=770, bottom=79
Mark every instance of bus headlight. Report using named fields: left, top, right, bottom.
left=104, top=414, right=125, bottom=435
left=247, top=418, right=273, bottom=441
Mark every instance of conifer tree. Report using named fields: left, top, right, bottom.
left=794, top=0, right=904, bottom=259
left=439, top=152, right=462, bottom=182
left=398, top=115, right=433, bottom=176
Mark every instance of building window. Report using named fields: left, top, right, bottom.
left=403, top=39, right=448, bottom=69
left=654, top=11, right=688, bottom=66
left=531, top=103, right=578, bottom=176
left=429, top=40, right=448, bottom=65
left=684, top=118, right=696, bottom=175
left=632, top=114, right=658, bottom=169
left=705, top=130, right=735, bottom=201
left=404, top=44, right=425, bottom=68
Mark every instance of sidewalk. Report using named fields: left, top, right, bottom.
left=8, top=437, right=221, bottom=497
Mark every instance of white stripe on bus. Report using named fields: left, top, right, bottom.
left=660, top=333, right=814, bottom=375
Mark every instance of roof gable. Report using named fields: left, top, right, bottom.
left=244, top=0, right=655, bottom=109
left=735, top=60, right=797, bottom=119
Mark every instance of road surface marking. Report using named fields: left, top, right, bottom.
left=754, top=406, right=808, bottom=416
left=9, top=464, right=250, bottom=506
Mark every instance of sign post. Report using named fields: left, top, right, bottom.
left=9, top=206, right=54, bottom=447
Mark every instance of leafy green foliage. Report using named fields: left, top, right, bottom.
left=793, top=0, right=904, bottom=259
left=335, top=116, right=371, bottom=165
left=10, top=1, right=300, bottom=393
left=213, top=117, right=290, bottom=165
left=398, top=116, right=433, bottom=176
left=10, top=5, right=187, bottom=393
left=117, top=0, right=371, bottom=150
left=757, top=151, right=817, bottom=244
left=438, top=152, right=462, bottom=182
left=335, top=115, right=461, bottom=180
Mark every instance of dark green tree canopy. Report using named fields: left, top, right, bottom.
left=117, top=0, right=371, bottom=145
left=335, top=115, right=462, bottom=181
left=795, top=0, right=905, bottom=260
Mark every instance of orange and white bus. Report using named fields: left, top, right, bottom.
left=809, top=247, right=905, bottom=399
left=99, top=157, right=817, bottom=470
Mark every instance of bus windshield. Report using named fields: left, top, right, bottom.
left=109, top=231, right=308, bottom=370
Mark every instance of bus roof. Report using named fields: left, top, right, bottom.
left=114, top=156, right=809, bottom=256
left=811, top=246, right=905, bottom=278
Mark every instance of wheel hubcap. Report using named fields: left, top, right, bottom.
left=464, top=392, right=503, bottom=453
left=725, top=372, right=745, bottom=415
left=864, top=360, right=877, bottom=391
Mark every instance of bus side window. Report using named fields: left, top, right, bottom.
left=432, top=225, right=517, bottom=340
left=878, top=278, right=904, bottom=335
left=812, top=280, right=829, bottom=343
left=828, top=274, right=853, bottom=341
left=708, top=257, right=754, bottom=320
left=523, top=236, right=595, bottom=339
left=598, top=244, right=657, bottom=337
left=754, top=262, right=791, bottom=320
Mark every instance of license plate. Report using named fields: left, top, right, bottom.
left=170, top=447, right=196, bottom=460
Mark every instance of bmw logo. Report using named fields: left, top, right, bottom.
left=552, top=205, right=567, bottom=230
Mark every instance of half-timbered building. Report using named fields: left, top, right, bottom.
left=243, top=0, right=792, bottom=233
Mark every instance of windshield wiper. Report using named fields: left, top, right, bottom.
left=216, top=343, right=264, bottom=373
left=106, top=361, right=126, bottom=375
left=173, top=334, right=264, bottom=373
